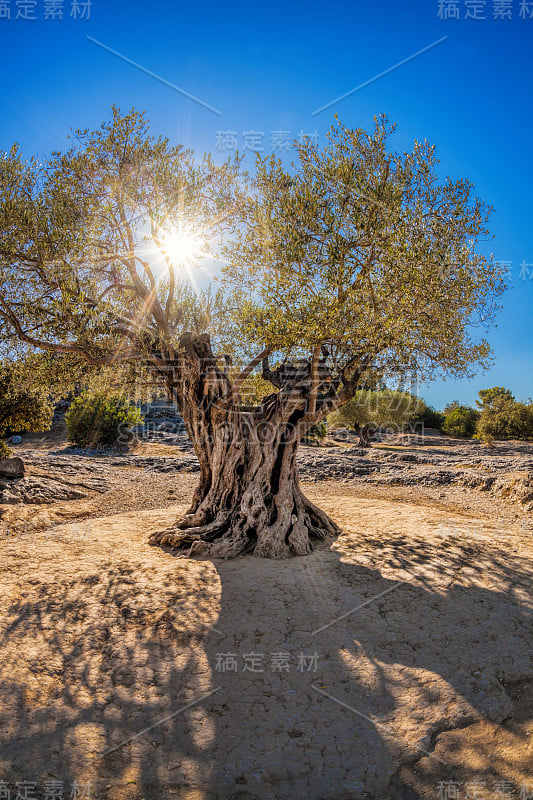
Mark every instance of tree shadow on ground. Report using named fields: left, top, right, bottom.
left=0, top=554, right=220, bottom=799
left=0, top=520, right=531, bottom=800
left=202, top=528, right=532, bottom=799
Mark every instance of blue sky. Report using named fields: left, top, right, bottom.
left=0, top=0, right=532, bottom=409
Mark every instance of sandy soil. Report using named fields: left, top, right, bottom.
left=1, top=457, right=532, bottom=799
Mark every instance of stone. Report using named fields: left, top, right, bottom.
left=0, top=457, right=25, bottom=478
left=1, top=489, right=21, bottom=504
left=8, top=435, right=22, bottom=444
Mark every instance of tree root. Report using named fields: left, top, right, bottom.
left=149, top=490, right=340, bottom=559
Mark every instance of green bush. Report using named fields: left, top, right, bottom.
left=301, top=421, right=327, bottom=445
left=414, top=401, right=445, bottom=431
left=442, top=403, right=479, bottom=438
left=476, top=394, right=533, bottom=441
left=0, top=361, right=52, bottom=459
left=0, top=439, right=11, bottom=460
left=65, top=391, right=143, bottom=448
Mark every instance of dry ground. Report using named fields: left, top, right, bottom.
left=0, top=436, right=532, bottom=799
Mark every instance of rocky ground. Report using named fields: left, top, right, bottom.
left=0, top=413, right=531, bottom=800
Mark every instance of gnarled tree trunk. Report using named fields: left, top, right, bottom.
left=148, top=334, right=339, bottom=558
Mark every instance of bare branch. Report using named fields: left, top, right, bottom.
left=151, top=223, right=176, bottom=330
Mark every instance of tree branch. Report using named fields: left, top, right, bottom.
left=321, top=355, right=373, bottom=416
left=232, top=347, right=271, bottom=396
left=308, top=345, right=321, bottom=415
left=115, top=193, right=169, bottom=337
left=151, top=223, right=176, bottom=330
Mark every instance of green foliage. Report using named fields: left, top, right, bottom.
left=228, top=115, right=506, bottom=381
left=476, top=386, right=515, bottom=409
left=237, top=372, right=278, bottom=409
left=11, top=351, right=142, bottom=401
left=65, top=391, right=143, bottom=448
left=302, top=421, right=327, bottom=444
left=475, top=388, right=533, bottom=441
left=0, top=109, right=507, bottom=425
left=0, top=107, right=240, bottom=364
left=442, top=402, right=479, bottom=438
left=0, top=361, right=52, bottom=457
left=414, top=401, right=445, bottom=431
left=328, top=390, right=424, bottom=432
left=0, top=439, right=11, bottom=459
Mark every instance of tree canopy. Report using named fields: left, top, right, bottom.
left=0, top=107, right=239, bottom=368
left=476, top=387, right=533, bottom=441
left=0, top=108, right=509, bottom=555
left=0, top=109, right=506, bottom=410
left=476, top=386, right=515, bottom=409
left=225, top=115, right=506, bottom=394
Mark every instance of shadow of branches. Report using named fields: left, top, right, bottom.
left=0, top=511, right=531, bottom=800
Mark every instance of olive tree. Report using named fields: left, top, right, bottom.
left=0, top=110, right=506, bottom=557
left=476, top=388, right=533, bottom=441
left=328, top=390, right=424, bottom=446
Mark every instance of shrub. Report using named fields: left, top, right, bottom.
left=301, top=421, right=327, bottom=445
left=65, top=391, right=143, bottom=448
left=442, top=403, right=479, bottom=438
left=414, top=401, right=445, bottom=431
left=476, top=395, right=533, bottom=441
left=0, top=362, right=52, bottom=459
left=0, top=439, right=11, bottom=460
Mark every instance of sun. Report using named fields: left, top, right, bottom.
left=160, top=227, right=205, bottom=265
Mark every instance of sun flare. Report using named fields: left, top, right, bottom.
left=160, top=227, right=205, bottom=265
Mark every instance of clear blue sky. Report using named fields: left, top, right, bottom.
left=1, top=0, right=531, bottom=409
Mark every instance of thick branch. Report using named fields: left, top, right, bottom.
left=0, top=297, right=141, bottom=365
left=321, top=355, right=373, bottom=416
left=116, top=195, right=169, bottom=336
left=151, top=224, right=176, bottom=329
left=296, top=354, right=373, bottom=437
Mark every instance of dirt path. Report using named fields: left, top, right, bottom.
left=1, top=486, right=531, bottom=799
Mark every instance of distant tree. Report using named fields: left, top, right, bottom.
left=236, top=372, right=279, bottom=411
left=329, top=390, right=424, bottom=446
left=0, top=109, right=507, bottom=557
left=476, top=389, right=533, bottom=441
left=0, top=362, right=52, bottom=458
left=442, top=402, right=479, bottom=438
left=476, top=386, right=515, bottom=409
